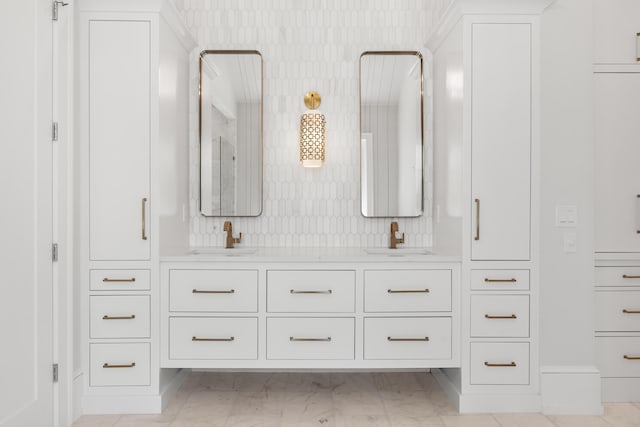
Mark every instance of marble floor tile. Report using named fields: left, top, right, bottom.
left=372, top=372, right=426, bottom=392
left=333, top=413, right=391, bottom=427
left=223, top=415, right=282, bottom=427
left=332, top=390, right=387, bottom=417
left=229, top=391, right=284, bottom=418
left=277, top=390, right=334, bottom=422
left=547, top=415, right=614, bottom=427
left=440, top=414, right=501, bottom=427
left=175, top=390, right=236, bottom=425
left=380, top=389, right=439, bottom=419
left=73, top=414, right=122, bottom=426
left=492, top=413, right=556, bottom=427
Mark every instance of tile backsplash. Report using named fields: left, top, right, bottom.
left=173, top=0, right=452, bottom=248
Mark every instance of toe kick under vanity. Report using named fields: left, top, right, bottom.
left=160, top=249, right=461, bottom=370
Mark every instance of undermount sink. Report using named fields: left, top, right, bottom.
left=190, top=247, right=257, bottom=255
left=364, top=248, right=432, bottom=256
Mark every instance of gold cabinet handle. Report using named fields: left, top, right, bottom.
left=484, top=361, right=516, bottom=367
left=103, top=362, right=136, bottom=368
left=387, top=336, right=429, bottom=342
left=474, top=198, right=480, bottom=241
left=192, top=289, right=235, bottom=294
left=102, top=277, right=136, bottom=283
left=289, top=336, right=331, bottom=342
left=622, top=274, right=640, bottom=279
left=141, top=197, right=148, bottom=241
left=637, top=194, right=640, bottom=233
left=624, top=355, right=640, bottom=360
left=484, top=314, right=517, bottom=319
left=192, top=336, right=235, bottom=342
left=623, top=309, right=640, bottom=314
left=387, top=289, right=430, bottom=293
left=484, top=278, right=517, bottom=283
left=290, top=289, right=332, bottom=294
left=102, top=314, right=136, bottom=320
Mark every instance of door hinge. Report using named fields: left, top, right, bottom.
left=52, top=243, right=58, bottom=262
left=53, top=364, right=59, bottom=383
left=52, top=122, right=58, bottom=141
left=52, top=1, right=68, bottom=21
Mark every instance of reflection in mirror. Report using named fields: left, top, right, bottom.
left=360, top=51, right=423, bottom=218
left=199, top=50, right=262, bottom=216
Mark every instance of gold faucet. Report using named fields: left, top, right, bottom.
left=390, top=221, right=405, bottom=249
left=223, top=221, right=242, bottom=249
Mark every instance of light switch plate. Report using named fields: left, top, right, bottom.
left=556, top=205, right=578, bottom=227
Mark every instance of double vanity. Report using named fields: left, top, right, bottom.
left=77, top=0, right=542, bottom=416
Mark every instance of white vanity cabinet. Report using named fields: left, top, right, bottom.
left=78, top=0, right=194, bottom=414
left=470, top=23, right=531, bottom=262
left=593, top=0, right=640, bottom=65
left=430, top=11, right=540, bottom=412
left=160, top=258, right=460, bottom=370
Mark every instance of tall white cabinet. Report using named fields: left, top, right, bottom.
left=593, top=0, right=640, bottom=402
left=430, top=9, right=540, bottom=412
left=78, top=0, right=194, bottom=414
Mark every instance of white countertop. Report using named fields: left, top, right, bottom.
left=160, top=247, right=461, bottom=263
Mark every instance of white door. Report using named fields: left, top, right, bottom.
left=593, top=0, right=640, bottom=64
left=595, top=72, right=640, bottom=253
left=89, top=20, right=150, bottom=261
left=471, top=23, right=531, bottom=261
left=0, top=0, right=54, bottom=425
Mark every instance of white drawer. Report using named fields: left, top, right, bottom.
left=90, top=295, right=150, bottom=339
left=595, top=291, right=640, bottom=332
left=364, top=270, right=452, bottom=312
left=470, top=295, right=530, bottom=338
left=470, top=342, right=530, bottom=385
left=169, top=317, right=257, bottom=360
left=596, top=267, right=640, bottom=287
left=267, top=317, right=354, bottom=360
left=90, top=343, right=150, bottom=387
left=267, top=270, right=355, bottom=313
left=90, top=269, right=150, bottom=291
left=596, top=337, right=640, bottom=378
left=364, top=317, right=451, bottom=360
left=471, top=270, right=529, bottom=291
left=169, top=269, right=257, bottom=312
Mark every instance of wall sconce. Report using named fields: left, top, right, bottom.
left=299, top=91, right=326, bottom=168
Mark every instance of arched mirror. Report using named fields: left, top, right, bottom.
left=360, top=51, right=423, bottom=218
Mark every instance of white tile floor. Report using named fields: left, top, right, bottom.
left=73, top=372, right=640, bottom=426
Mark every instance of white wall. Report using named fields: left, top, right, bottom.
left=175, top=0, right=453, bottom=248
left=539, top=0, right=596, bottom=377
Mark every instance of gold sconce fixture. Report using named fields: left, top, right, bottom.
left=299, top=91, right=325, bottom=168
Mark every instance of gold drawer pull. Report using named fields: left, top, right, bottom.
left=102, top=314, right=136, bottom=320
left=484, top=314, right=517, bottom=319
left=474, top=198, right=480, bottom=241
left=622, top=274, right=640, bottom=279
left=290, top=336, right=331, bottom=342
left=102, top=277, right=136, bottom=283
left=290, top=289, right=332, bottom=294
left=624, top=355, right=640, bottom=360
left=623, top=309, right=640, bottom=314
left=103, top=362, right=136, bottom=369
left=141, top=197, right=148, bottom=241
left=387, top=336, right=429, bottom=342
left=192, top=289, right=235, bottom=294
left=387, top=289, right=430, bottom=293
left=484, top=278, right=517, bottom=283
left=192, top=336, right=235, bottom=342
left=484, top=361, right=517, bottom=367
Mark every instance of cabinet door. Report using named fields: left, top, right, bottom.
left=471, top=23, right=531, bottom=261
left=89, top=20, right=150, bottom=260
left=595, top=73, right=640, bottom=253
left=593, top=0, right=640, bottom=64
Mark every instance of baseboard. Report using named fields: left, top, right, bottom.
left=159, top=368, right=190, bottom=410
left=601, top=377, right=640, bottom=402
left=81, top=369, right=190, bottom=415
left=72, top=371, right=84, bottom=423
left=432, top=368, right=461, bottom=410
left=540, top=365, right=603, bottom=415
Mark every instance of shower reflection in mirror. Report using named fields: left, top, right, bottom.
left=199, top=50, right=263, bottom=217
